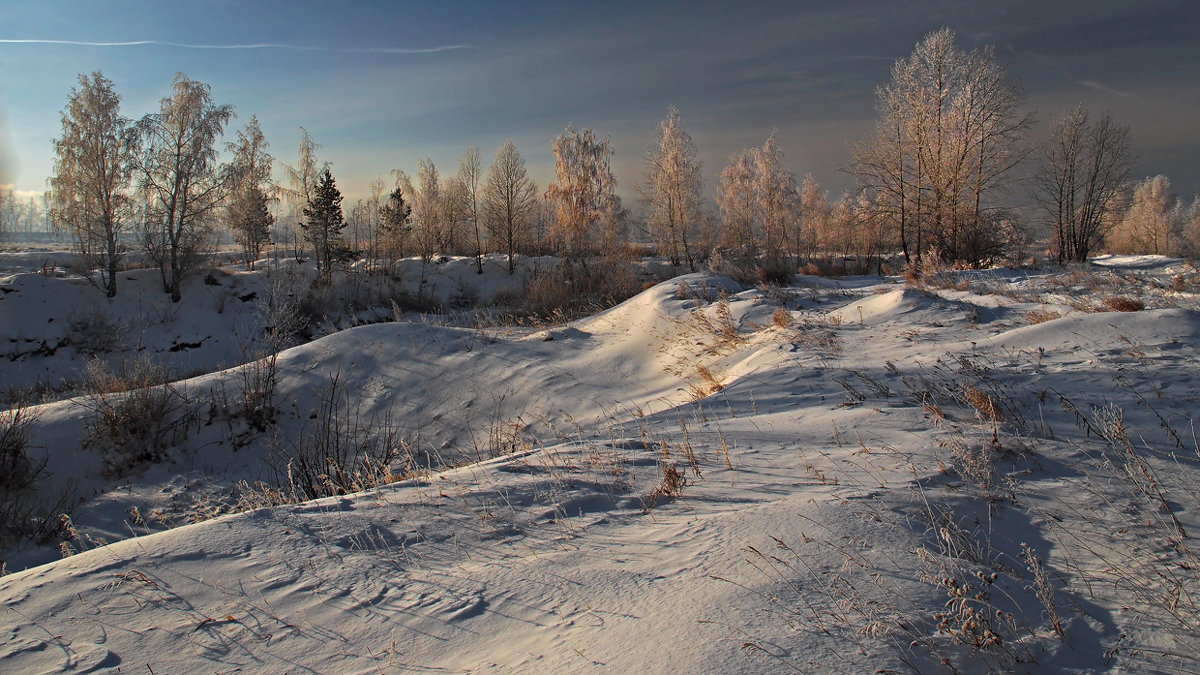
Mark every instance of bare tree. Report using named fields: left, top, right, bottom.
left=1033, top=106, right=1137, bottom=263
left=456, top=148, right=485, bottom=273
left=642, top=107, right=702, bottom=270
left=364, top=177, right=386, bottom=267
left=225, top=115, right=274, bottom=269
left=440, top=175, right=470, bottom=255
left=50, top=71, right=137, bottom=297
left=135, top=74, right=232, bottom=302
left=854, top=28, right=1030, bottom=269
left=546, top=126, right=618, bottom=267
left=411, top=159, right=442, bottom=262
left=483, top=140, right=538, bottom=272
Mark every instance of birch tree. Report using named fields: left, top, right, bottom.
left=755, top=134, right=799, bottom=273
left=717, top=149, right=759, bottom=265
left=798, top=174, right=829, bottom=260
left=282, top=128, right=323, bottom=260
left=457, top=148, right=485, bottom=273
left=50, top=71, right=137, bottom=297
left=411, top=159, right=442, bottom=261
left=225, top=115, right=274, bottom=269
left=1033, top=106, right=1136, bottom=263
left=483, top=140, right=538, bottom=272
left=546, top=126, right=618, bottom=267
left=854, top=28, right=1030, bottom=268
left=440, top=175, right=470, bottom=255
left=642, top=107, right=702, bottom=270
left=135, top=74, right=232, bottom=302
left=1109, top=175, right=1178, bottom=255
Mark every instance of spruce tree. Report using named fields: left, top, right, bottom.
left=303, top=167, right=348, bottom=282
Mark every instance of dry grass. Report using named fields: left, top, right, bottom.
left=962, top=383, right=1003, bottom=423
left=771, top=307, right=793, bottom=329
left=1024, top=309, right=1060, bottom=324
left=693, top=364, right=725, bottom=398
left=1101, top=296, right=1145, bottom=312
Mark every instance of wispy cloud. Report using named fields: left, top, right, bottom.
left=0, top=39, right=474, bottom=55
left=1075, top=79, right=1133, bottom=99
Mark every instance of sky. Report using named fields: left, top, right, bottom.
left=2, top=0, right=1199, bottom=213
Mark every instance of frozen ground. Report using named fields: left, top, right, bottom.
left=1, top=253, right=1199, bottom=672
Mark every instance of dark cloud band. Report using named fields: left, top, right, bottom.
left=0, top=39, right=473, bottom=54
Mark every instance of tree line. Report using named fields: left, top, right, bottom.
left=46, top=29, right=1200, bottom=302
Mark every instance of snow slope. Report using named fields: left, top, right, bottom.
left=3, top=256, right=1200, bottom=673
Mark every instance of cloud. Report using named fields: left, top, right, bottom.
left=1075, top=79, right=1133, bottom=99
left=0, top=185, right=43, bottom=201
left=0, top=39, right=474, bottom=55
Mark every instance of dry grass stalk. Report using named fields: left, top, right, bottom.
left=963, top=384, right=1003, bottom=423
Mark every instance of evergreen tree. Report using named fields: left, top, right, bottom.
left=303, top=167, right=348, bottom=282
left=228, top=184, right=274, bottom=269
left=378, top=185, right=412, bottom=261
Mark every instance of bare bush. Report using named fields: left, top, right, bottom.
left=266, top=371, right=408, bottom=500
left=0, top=405, right=73, bottom=549
left=81, top=356, right=197, bottom=477
left=68, top=308, right=127, bottom=356
left=520, top=257, right=641, bottom=322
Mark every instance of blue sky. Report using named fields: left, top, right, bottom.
left=2, top=0, right=1198, bottom=209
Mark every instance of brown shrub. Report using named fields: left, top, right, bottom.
left=1102, top=296, right=1145, bottom=312
left=1024, top=309, right=1060, bottom=325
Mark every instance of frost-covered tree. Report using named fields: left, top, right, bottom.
left=717, top=149, right=759, bottom=265
left=302, top=167, right=347, bottom=282
left=798, top=174, right=829, bottom=259
left=546, top=126, right=618, bottom=266
left=225, top=115, right=274, bottom=269
left=483, top=140, right=538, bottom=273
left=717, top=136, right=799, bottom=276
left=755, top=134, right=799, bottom=272
left=457, top=148, right=485, bottom=273
left=642, top=107, right=702, bottom=270
left=281, top=128, right=324, bottom=260
left=1033, top=106, right=1136, bottom=263
left=410, top=159, right=442, bottom=262
left=135, top=74, right=232, bottom=302
left=854, top=28, right=1030, bottom=268
left=1110, top=175, right=1180, bottom=255
left=50, top=71, right=137, bottom=297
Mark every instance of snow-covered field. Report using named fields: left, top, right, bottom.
left=2, top=253, right=1199, bottom=672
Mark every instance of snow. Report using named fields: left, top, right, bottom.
left=2, top=253, right=1199, bottom=672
